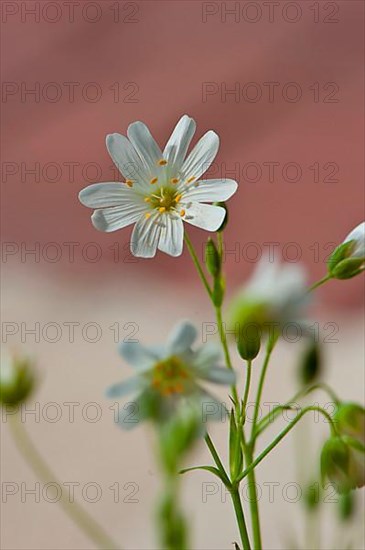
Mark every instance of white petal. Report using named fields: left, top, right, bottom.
left=181, top=130, right=219, bottom=181
left=198, top=366, right=236, bottom=386
left=196, top=390, right=227, bottom=422
left=79, top=182, right=136, bottom=208
left=184, top=203, right=226, bottom=232
left=91, top=205, right=145, bottom=232
left=167, top=321, right=197, bottom=354
left=127, top=121, right=162, bottom=174
left=163, top=115, right=196, bottom=171
left=130, top=214, right=161, bottom=258
left=192, top=344, right=222, bottom=370
left=106, top=377, right=141, bottom=398
left=184, top=178, right=238, bottom=203
left=158, top=216, right=184, bottom=257
left=343, top=222, right=365, bottom=258
left=119, top=341, right=159, bottom=370
left=106, top=133, right=148, bottom=184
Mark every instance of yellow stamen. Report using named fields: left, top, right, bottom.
left=180, top=209, right=186, bottom=217
left=125, top=180, right=133, bottom=187
left=150, top=177, right=158, bottom=184
left=170, top=177, right=179, bottom=184
left=144, top=197, right=151, bottom=203
left=187, top=176, right=196, bottom=183
left=145, top=212, right=151, bottom=219
left=158, top=159, right=167, bottom=166
left=174, top=194, right=182, bottom=203
left=159, top=207, right=166, bottom=214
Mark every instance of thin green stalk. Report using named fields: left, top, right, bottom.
left=240, top=430, right=262, bottom=550
left=215, top=304, right=239, bottom=406
left=242, top=360, right=252, bottom=416
left=230, top=487, right=252, bottom=550
left=9, top=412, right=119, bottom=550
left=237, top=406, right=337, bottom=483
left=250, top=336, right=277, bottom=445
left=308, top=274, right=332, bottom=292
left=184, top=233, right=212, bottom=299
left=255, top=382, right=340, bottom=438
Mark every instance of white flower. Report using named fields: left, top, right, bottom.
left=343, top=222, right=365, bottom=259
left=106, top=321, right=236, bottom=428
left=79, top=115, right=238, bottom=258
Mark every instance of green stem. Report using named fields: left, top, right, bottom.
left=255, top=382, right=340, bottom=438
left=250, top=336, right=277, bottom=445
left=184, top=233, right=212, bottom=299
left=308, top=274, right=332, bottom=292
left=237, top=406, right=337, bottom=483
left=242, top=360, right=252, bottom=416
left=243, top=447, right=262, bottom=550
left=230, top=487, right=252, bottom=550
left=9, top=413, right=119, bottom=550
left=215, top=304, right=239, bottom=406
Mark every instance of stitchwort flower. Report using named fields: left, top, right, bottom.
left=107, top=321, right=236, bottom=428
left=79, top=115, right=238, bottom=258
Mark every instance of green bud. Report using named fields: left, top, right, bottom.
left=334, top=403, right=365, bottom=445
left=328, top=241, right=364, bottom=279
left=236, top=323, right=261, bottom=360
left=205, top=238, right=221, bottom=277
left=321, top=436, right=365, bottom=494
left=338, top=491, right=356, bottom=521
left=299, top=340, right=321, bottom=385
left=214, top=202, right=228, bottom=232
left=0, top=350, right=35, bottom=408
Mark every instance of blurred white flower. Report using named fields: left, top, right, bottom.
left=107, top=320, right=236, bottom=429
left=79, top=115, right=237, bottom=258
left=328, top=222, right=365, bottom=279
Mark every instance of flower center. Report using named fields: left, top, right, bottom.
left=144, top=185, right=185, bottom=217
left=151, top=356, right=190, bottom=396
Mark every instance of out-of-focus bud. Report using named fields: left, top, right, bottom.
left=0, top=349, right=35, bottom=408
left=236, top=321, right=261, bottom=361
left=338, top=491, right=356, bottom=521
left=303, top=482, right=321, bottom=511
left=214, top=201, right=228, bottom=232
left=334, top=403, right=365, bottom=445
left=328, top=222, right=365, bottom=279
left=298, top=340, right=322, bottom=385
left=321, top=436, right=365, bottom=494
left=229, top=255, right=308, bottom=343
left=205, top=238, right=221, bottom=278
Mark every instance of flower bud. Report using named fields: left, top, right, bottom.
left=338, top=491, right=356, bottom=521
left=334, top=403, right=365, bottom=445
left=212, top=277, right=225, bottom=307
left=321, top=436, right=365, bottom=494
left=205, top=238, right=221, bottom=277
left=328, top=222, right=365, bottom=279
left=236, top=322, right=261, bottom=360
left=298, top=340, right=322, bottom=385
left=0, top=349, right=35, bottom=408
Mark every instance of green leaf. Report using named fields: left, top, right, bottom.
left=179, top=465, right=227, bottom=483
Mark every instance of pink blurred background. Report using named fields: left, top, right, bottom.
left=1, top=2, right=364, bottom=549
left=2, top=0, right=364, bottom=305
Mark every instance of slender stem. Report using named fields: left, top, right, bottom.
left=184, top=233, right=212, bottom=299
left=250, top=336, right=277, bottom=445
left=215, top=305, right=239, bottom=406
left=242, top=360, right=252, bottom=416
left=9, top=413, right=119, bottom=550
left=308, top=274, right=332, bottom=292
left=230, top=487, right=252, bottom=550
left=237, top=406, right=337, bottom=483
left=255, top=382, right=340, bottom=438
left=243, top=447, right=262, bottom=550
